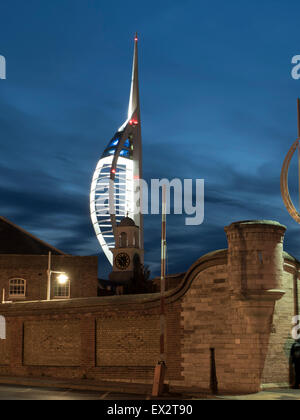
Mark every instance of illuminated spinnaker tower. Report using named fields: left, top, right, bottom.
left=281, top=99, right=300, bottom=224
left=90, top=34, right=143, bottom=265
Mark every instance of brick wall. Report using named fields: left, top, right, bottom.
left=97, top=315, right=160, bottom=367
left=0, top=221, right=296, bottom=393
left=0, top=334, right=8, bottom=366
left=262, top=259, right=299, bottom=386
left=0, top=298, right=177, bottom=383
left=24, top=319, right=81, bottom=367
left=181, top=263, right=230, bottom=391
left=181, top=262, right=273, bottom=393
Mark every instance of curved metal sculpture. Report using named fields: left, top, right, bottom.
left=90, top=34, right=143, bottom=265
left=280, top=99, right=300, bottom=224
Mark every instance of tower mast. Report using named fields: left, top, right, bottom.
left=129, top=33, right=144, bottom=251
left=128, top=33, right=140, bottom=121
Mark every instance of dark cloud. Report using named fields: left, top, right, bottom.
left=1, top=1, right=300, bottom=279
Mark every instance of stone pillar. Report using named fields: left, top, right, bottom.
left=224, top=221, right=287, bottom=392
left=225, top=220, right=286, bottom=293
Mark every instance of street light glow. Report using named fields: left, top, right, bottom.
left=57, top=274, right=68, bottom=285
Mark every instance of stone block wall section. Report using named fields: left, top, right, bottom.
left=0, top=220, right=298, bottom=394
left=262, top=253, right=299, bottom=386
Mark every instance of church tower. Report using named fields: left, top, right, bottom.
left=109, top=216, right=144, bottom=284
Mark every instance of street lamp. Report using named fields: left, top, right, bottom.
left=47, top=252, right=69, bottom=300
left=152, top=185, right=167, bottom=397
left=57, top=273, right=69, bottom=285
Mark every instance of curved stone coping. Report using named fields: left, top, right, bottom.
left=165, top=249, right=228, bottom=303
left=283, top=251, right=300, bottom=264
left=0, top=293, right=162, bottom=313
left=226, top=220, right=287, bottom=229
left=152, top=272, right=186, bottom=281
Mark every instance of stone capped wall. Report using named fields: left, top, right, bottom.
left=0, top=220, right=297, bottom=394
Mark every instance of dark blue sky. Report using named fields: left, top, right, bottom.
left=1, top=0, right=300, bottom=278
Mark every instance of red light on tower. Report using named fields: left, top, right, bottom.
left=129, top=119, right=139, bottom=126
left=135, top=33, right=138, bottom=42
left=111, top=168, right=116, bottom=174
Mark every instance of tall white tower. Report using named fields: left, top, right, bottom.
left=90, top=34, right=143, bottom=265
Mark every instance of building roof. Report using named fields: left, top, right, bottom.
left=0, top=216, right=66, bottom=255
left=119, top=217, right=136, bottom=227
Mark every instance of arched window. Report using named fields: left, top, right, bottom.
left=134, top=232, right=139, bottom=248
left=120, top=232, right=128, bottom=248
left=9, top=278, right=26, bottom=298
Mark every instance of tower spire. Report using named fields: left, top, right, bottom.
left=128, top=33, right=140, bottom=120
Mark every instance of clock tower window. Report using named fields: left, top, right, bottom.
left=119, top=232, right=128, bottom=248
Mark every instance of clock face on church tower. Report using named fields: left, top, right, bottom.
left=115, top=253, right=130, bottom=270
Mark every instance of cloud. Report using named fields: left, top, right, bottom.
left=1, top=0, right=300, bottom=280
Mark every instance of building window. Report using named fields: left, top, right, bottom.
left=134, top=232, right=139, bottom=248
left=9, top=278, right=26, bottom=298
left=53, top=280, right=70, bottom=299
left=119, top=232, right=128, bottom=248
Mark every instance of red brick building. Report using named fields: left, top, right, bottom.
left=0, top=217, right=98, bottom=302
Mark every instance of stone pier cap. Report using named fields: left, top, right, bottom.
left=225, top=220, right=287, bottom=231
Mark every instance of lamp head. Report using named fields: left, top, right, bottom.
left=57, top=274, right=68, bottom=285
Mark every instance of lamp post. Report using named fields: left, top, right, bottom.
left=46, top=251, right=69, bottom=301
left=152, top=185, right=167, bottom=397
